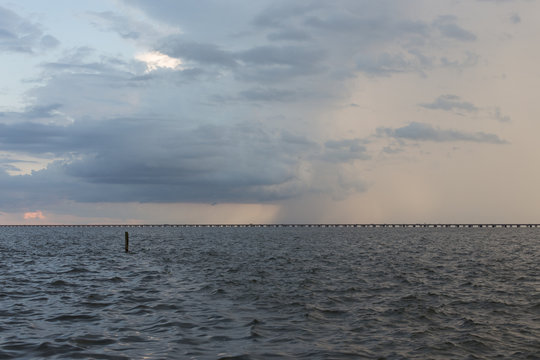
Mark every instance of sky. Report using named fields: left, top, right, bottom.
left=1, top=0, right=539, bottom=224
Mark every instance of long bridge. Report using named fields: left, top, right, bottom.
left=0, top=224, right=539, bottom=228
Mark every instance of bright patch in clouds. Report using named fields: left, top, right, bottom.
left=24, top=211, right=45, bottom=220
left=136, top=51, right=182, bottom=72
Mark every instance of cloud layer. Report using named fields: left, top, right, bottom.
left=0, top=0, right=525, bottom=222
left=378, top=122, right=506, bottom=144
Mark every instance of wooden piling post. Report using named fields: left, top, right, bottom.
left=125, top=231, right=129, bottom=253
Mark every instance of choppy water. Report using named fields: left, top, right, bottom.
left=0, top=226, right=538, bottom=359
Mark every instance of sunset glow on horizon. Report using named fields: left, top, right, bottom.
left=23, top=211, right=45, bottom=220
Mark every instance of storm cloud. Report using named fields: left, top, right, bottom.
left=0, top=113, right=372, bottom=210
left=0, top=0, right=525, bottom=223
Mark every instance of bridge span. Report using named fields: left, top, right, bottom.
left=1, top=224, right=539, bottom=228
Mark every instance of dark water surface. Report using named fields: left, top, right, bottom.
left=0, top=227, right=538, bottom=359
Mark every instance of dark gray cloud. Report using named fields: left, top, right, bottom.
left=510, top=13, right=521, bottom=24
left=40, top=46, right=133, bottom=75
left=118, top=0, right=259, bottom=40
left=0, top=158, right=37, bottom=165
left=433, top=16, right=476, bottom=42
left=239, top=45, right=323, bottom=67
left=86, top=10, right=168, bottom=42
left=22, top=104, right=63, bottom=118
left=267, top=28, right=311, bottom=42
left=156, top=37, right=326, bottom=82
left=0, top=158, right=38, bottom=174
left=493, top=108, right=511, bottom=122
left=0, top=103, right=63, bottom=122
left=238, top=87, right=300, bottom=102
left=356, top=50, right=433, bottom=76
left=132, top=1, right=479, bottom=81
left=381, top=146, right=403, bottom=154
left=420, top=95, right=512, bottom=122
left=157, top=40, right=324, bottom=75
left=237, top=45, right=326, bottom=81
left=477, top=0, right=515, bottom=2
left=0, top=112, right=371, bottom=209
left=323, top=139, right=370, bottom=162
left=304, top=13, right=429, bottom=42
left=440, top=51, right=479, bottom=69
left=420, top=94, right=478, bottom=113
left=213, top=86, right=323, bottom=105
left=159, top=38, right=328, bottom=83
left=253, top=2, right=317, bottom=29
left=157, top=39, right=237, bottom=67
left=25, top=52, right=161, bottom=120
left=0, top=122, right=81, bottom=155
left=378, top=122, right=507, bottom=144
left=0, top=6, right=59, bottom=53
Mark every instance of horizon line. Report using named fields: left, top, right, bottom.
left=1, top=223, right=539, bottom=228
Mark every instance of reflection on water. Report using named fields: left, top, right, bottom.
left=0, top=227, right=539, bottom=359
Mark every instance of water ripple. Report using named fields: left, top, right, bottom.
left=0, top=227, right=538, bottom=358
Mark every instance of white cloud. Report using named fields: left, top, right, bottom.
left=135, top=50, right=183, bottom=72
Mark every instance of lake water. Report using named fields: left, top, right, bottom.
left=0, top=226, right=538, bottom=359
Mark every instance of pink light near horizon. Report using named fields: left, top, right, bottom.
left=24, top=211, right=45, bottom=220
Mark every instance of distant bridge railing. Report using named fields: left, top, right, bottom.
left=1, top=224, right=539, bottom=228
